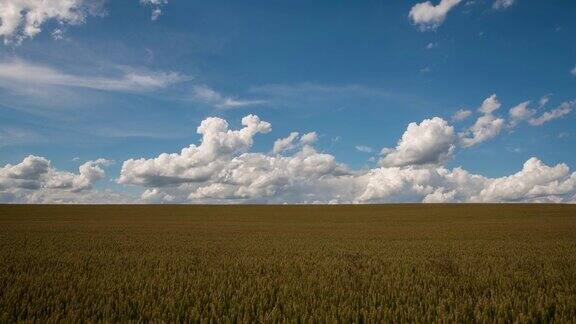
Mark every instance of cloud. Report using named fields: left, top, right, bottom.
left=5, top=114, right=576, bottom=204
left=192, top=85, right=265, bottom=109
left=538, top=95, right=551, bottom=108
left=0, top=155, right=113, bottom=202
left=408, top=0, right=462, bottom=31
left=459, top=94, right=504, bottom=147
left=359, top=157, right=576, bottom=203
left=0, top=58, right=189, bottom=92
left=493, top=0, right=515, bottom=10
left=0, top=127, right=41, bottom=147
left=452, top=109, right=472, bottom=121
left=300, top=132, right=318, bottom=145
left=140, top=0, right=168, bottom=20
left=423, top=188, right=456, bottom=203
left=508, top=101, right=535, bottom=127
left=506, top=99, right=573, bottom=128
left=120, top=114, right=576, bottom=204
left=460, top=115, right=504, bottom=147
left=188, top=147, right=349, bottom=201
left=529, top=101, right=574, bottom=126
left=273, top=132, right=299, bottom=154
left=271, top=131, right=318, bottom=155
left=355, top=145, right=374, bottom=153
left=478, top=94, right=501, bottom=114
left=141, top=188, right=175, bottom=203
left=380, top=117, right=457, bottom=167
left=0, top=0, right=106, bottom=44
left=571, top=66, right=576, bottom=77
left=478, top=157, right=575, bottom=202
left=118, top=115, right=272, bottom=187
left=0, top=0, right=171, bottom=43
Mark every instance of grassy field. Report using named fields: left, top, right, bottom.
left=1, top=204, right=575, bottom=322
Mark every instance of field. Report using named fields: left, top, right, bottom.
left=1, top=204, right=576, bottom=322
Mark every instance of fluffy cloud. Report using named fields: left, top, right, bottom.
left=380, top=117, right=457, bottom=167
left=408, top=0, right=462, bottom=31
left=5, top=114, right=576, bottom=204
left=459, top=94, right=505, bottom=147
left=0, top=155, right=113, bottom=202
left=357, top=165, right=486, bottom=203
left=118, top=115, right=272, bottom=187
left=119, top=115, right=348, bottom=202
left=113, top=114, right=576, bottom=204
left=272, top=131, right=318, bottom=154
left=529, top=101, right=574, bottom=126
left=189, top=146, right=349, bottom=201
left=478, top=158, right=576, bottom=202
left=300, top=132, right=318, bottom=145
left=0, top=0, right=171, bottom=43
left=572, top=66, right=576, bottom=77
left=493, top=0, right=515, bottom=10
left=0, top=58, right=188, bottom=92
left=0, top=0, right=105, bottom=44
left=273, top=132, right=299, bottom=154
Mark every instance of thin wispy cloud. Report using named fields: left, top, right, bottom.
left=0, top=58, right=189, bottom=92
left=355, top=145, right=374, bottom=153
left=529, top=101, right=575, bottom=126
left=192, top=85, right=266, bottom=109
left=493, top=0, right=515, bottom=10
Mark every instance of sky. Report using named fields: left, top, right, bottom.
left=0, top=0, right=575, bottom=204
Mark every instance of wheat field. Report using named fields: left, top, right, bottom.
left=1, top=204, right=575, bottom=322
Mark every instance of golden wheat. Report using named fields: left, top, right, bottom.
left=0, top=204, right=575, bottom=322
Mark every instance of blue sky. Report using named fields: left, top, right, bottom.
left=0, top=0, right=575, bottom=203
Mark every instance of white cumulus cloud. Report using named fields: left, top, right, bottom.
left=0, top=0, right=172, bottom=44
left=408, top=0, right=462, bottom=31
left=380, top=117, right=457, bottom=167
left=273, top=132, right=299, bottom=154
left=5, top=113, right=576, bottom=204
left=118, top=115, right=272, bottom=187
left=478, top=157, right=576, bottom=202
left=0, top=0, right=105, bottom=44
left=0, top=155, right=113, bottom=202
left=459, top=94, right=505, bottom=147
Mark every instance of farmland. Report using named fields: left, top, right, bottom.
left=1, top=204, right=575, bottom=322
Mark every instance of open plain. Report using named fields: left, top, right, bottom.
left=1, top=204, right=575, bottom=322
